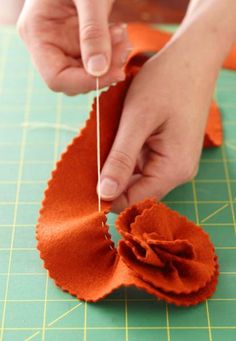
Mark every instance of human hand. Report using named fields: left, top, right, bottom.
left=99, top=15, right=234, bottom=213
left=17, top=0, right=131, bottom=95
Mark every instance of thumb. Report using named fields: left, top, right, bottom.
left=76, top=0, right=112, bottom=77
left=98, top=112, right=147, bottom=201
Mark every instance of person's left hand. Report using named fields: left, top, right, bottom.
left=98, top=21, right=231, bottom=213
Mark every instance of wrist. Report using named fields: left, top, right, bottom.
left=170, top=0, right=236, bottom=67
left=169, top=21, right=232, bottom=72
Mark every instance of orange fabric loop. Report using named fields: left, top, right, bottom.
left=37, top=24, right=221, bottom=306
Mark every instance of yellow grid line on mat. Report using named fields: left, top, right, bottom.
left=41, top=93, right=62, bottom=341
left=0, top=66, right=33, bottom=341
left=192, top=179, right=213, bottom=341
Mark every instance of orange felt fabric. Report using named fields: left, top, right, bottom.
left=37, top=23, right=222, bottom=306
left=127, top=23, right=236, bottom=71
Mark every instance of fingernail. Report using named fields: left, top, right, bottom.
left=99, top=178, right=118, bottom=198
left=87, top=54, right=108, bottom=76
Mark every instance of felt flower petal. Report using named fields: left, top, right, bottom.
left=126, top=261, right=219, bottom=307
left=117, top=200, right=217, bottom=295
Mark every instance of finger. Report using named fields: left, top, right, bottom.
left=110, top=25, right=133, bottom=68
left=111, top=157, right=177, bottom=213
left=112, top=174, right=175, bottom=213
left=76, top=0, right=112, bottom=76
left=111, top=151, right=198, bottom=213
left=98, top=107, right=149, bottom=201
left=28, top=42, right=126, bottom=95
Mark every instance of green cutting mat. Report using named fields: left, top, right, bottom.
left=0, top=26, right=236, bottom=341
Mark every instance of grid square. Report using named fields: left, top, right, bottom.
left=201, top=147, right=222, bottom=161
left=208, top=301, right=236, bottom=326
left=87, top=329, right=126, bottom=341
left=213, top=274, right=236, bottom=298
left=203, top=226, right=236, bottom=247
left=0, top=127, right=22, bottom=144
left=0, top=145, right=20, bottom=162
left=45, top=330, right=84, bottom=341
left=26, top=128, right=57, bottom=145
left=30, top=107, right=57, bottom=124
left=22, top=163, right=52, bottom=181
left=0, top=250, right=9, bottom=272
left=217, top=89, right=236, bottom=104
left=166, top=203, right=196, bottom=221
left=19, top=182, right=45, bottom=202
left=0, top=104, right=25, bottom=125
left=46, top=301, right=84, bottom=327
left=168, top=303, right=207, bottom=327
left=224, top=125, right=236, bottom=140
left=13, top=226, right=36, bottom=248
left=196, top=162, right=225, bottom=180
left=0, top=274, right=6, bottom=299
left=0, top=164, right=18, bottom=181
left=0, top=301, right=3, bottom=326
left=1, top=90, right=26, bottom=106
left=128, top=329, right=167, bottom=341
left=196, top=182, right=229, bottom=201
left=0, top=226, right=12, bottom=247
left=7, top=274, right=46, bottom=300
left=47, top=279, right=78, bottom=301
left=224, top=143, right=236, bottom=160
left=3, top=331, right=42, bottom=341
left=87, top=301, right=125, bottom=327
left=16, top=203, right=40, bottom=225
left=228, top=162, right=236, bottom=180
left=231, top=182, right=236, bottom=199
left=30, top=89, right=58, bottom=107
left=170, top=329, right=209, bottom=341
left=164, top=182, right=193, bottom=202
left=198, top=203, right=233, bottom=224
left=212, top=329, right=236, bottom=341
left=128, top=301, right=166, bottom=327
left=0, top=205, right=14, bottom=225
left=4, top=302, right=44, bottom=328
left=11, top=250, right=44, bottom=273
left=0, top=183, right=17, bottom=201
left=217, top=249, right=236, bottom=272
left=60, top=110, right=85, bottom=129
left=24, top=143, right=55, bottom=162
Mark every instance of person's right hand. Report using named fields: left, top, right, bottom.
left=17, top=0, right=130, bottom=95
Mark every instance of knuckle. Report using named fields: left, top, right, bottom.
left=46, top=77, right=62, bottom=93
left=108, top=149, right=134, bottom=173
left=80, top=22, right=105, bottom=43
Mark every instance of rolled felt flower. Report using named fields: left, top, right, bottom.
left=116, top=198, right=219, bottom=305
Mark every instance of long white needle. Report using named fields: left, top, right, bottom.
left=96, top=77, right=102, bottom=212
